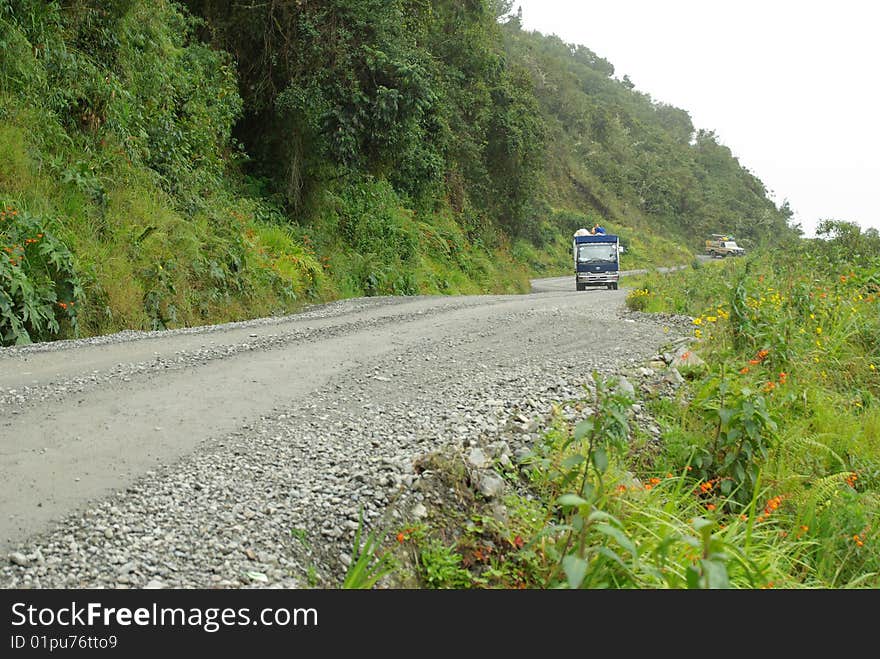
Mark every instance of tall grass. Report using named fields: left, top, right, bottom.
left=396, top=241, right=878, bottom=589
left=622, top=240, right=880, bottom=586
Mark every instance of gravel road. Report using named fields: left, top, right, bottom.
left=0, top=275, right=691, bottom=588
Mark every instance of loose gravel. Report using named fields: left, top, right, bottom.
left=0, top=288, right=693, bottom=588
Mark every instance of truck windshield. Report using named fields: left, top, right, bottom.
left=577, top=244, right=617, bottom=263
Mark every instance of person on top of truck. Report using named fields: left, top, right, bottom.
left=591, top=223, right=607, bottom=235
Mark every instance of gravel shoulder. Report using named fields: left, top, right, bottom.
left=0, top=279, right=691, bottom=588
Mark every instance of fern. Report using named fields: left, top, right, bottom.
left=777, top=433, right=846, bottom=469
left=796, top=472, right=850, bottom=509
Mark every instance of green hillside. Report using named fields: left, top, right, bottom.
left=0, top=0, right=798, bottom=346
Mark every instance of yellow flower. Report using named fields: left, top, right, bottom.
left=870, top=364, right=876, bottom=371
left=816, top=327, right=822, bottom=334
left=693, top=317, right=702, bottom=325
left=694, top=328, right=703, bottom=338
left=706, top=315, right=717, bottom=323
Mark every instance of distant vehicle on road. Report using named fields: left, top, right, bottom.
left=573, top=230, right=620, bottom=291
left=705, top=234, right=745, bottom=257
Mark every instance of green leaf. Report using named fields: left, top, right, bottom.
left=586, top=509, right=617, bottom=524
left=686, top=565, right=702, bottom=589
left=557, top=493, right=588, bottom=507
left=561, top=454, right=585, bottom=469
left=610, top=408, right=629, bottom=430
left=701, top=559, right=731, bottom=589
left=581, top=482, right=594, bottom=500
left=574, top=419, right=594, bottom=442
left=592, top=447, right=608, bottom=474
left=596, top=545, right=628, bottom=572
left=562, top=555, right=588, bottom=589
left=595, top=522, right=638, bottom=559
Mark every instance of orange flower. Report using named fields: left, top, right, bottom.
left=740, top=366, right=750, bottom=374
left=706, top=503, right=716, bottom=511
left=396, top=532, right=406, bottom=543
left=697, top=479, right=717, bottom=494
left=763, top=495, right=784, bottom=515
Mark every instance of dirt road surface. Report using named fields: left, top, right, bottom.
left=0, top=274, right=689, bottom=587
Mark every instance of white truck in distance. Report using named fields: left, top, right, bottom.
left=705, top=234, right=745, bottom=257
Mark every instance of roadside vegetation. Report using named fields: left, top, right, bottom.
left=354, top=221, right=879, bottom=589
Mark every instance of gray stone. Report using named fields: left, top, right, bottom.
left=475, top=472, right=506, bottom=499
left=9, top=552, right=30, bottom=567
left=467, top=448, right=490, bottom=469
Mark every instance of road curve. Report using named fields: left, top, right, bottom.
left=0, top=275, right=689, bottom=587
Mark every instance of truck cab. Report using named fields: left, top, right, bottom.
left=573, top=232, right=620, bottom=291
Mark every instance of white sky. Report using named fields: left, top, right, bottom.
left=512, top=0, right=880, bottom=237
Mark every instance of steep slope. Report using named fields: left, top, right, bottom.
left=1, top=0, right=797, bottom=347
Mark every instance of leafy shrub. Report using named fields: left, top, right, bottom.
left=0, top=203, right=82, bottom=345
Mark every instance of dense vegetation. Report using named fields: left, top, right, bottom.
left=380, top=221, right=878, bottom=588
left=1, top=0, right=797, bottom=345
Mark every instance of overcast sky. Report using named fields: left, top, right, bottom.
left=512, top=0, right=880, bottom=237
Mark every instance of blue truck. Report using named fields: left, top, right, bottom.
left=573, top=231, right=620, bottom=291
